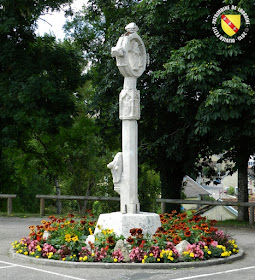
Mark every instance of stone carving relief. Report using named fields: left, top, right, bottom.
left=111, top=23, right=146, bottom=78
left=107, top=152, right=123, bottom=195
left=119, top=89, right=140, bottom=120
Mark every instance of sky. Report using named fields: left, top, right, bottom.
left=36, top=0, right=87, bottom=39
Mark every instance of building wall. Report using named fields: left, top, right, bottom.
left=182, top=197, right=200, bottom=210
left=200, top=206, right=237, bottom=221
left=222, top=172, right=238, bottom=190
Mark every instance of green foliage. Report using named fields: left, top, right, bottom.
left=227, top=186, right=236, bottom=196
left=0, top=0, right=89, bottom=213
left=138, top=164, right=160, bottom=212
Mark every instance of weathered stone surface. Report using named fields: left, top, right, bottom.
left=85, top=234, right=95, bottom=247
left=114, top=239, right=130, bottom=262
left=108, top=23, right=147, bottom=215
left=94, top=212, right=161, bottom=238
left=175, top=240, right=190, bottom=261
left=42, top=230, right=51, bottom=241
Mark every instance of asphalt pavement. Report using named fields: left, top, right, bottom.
left=0, top=217, right=255, bottom=280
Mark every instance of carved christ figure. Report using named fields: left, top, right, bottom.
left=129, top=40, right=142, bottom=71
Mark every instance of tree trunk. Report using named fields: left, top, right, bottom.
left=54, top=177, right=62, bottom=215
left=237, top=156, right=249, bottom=222
left=160, top=161, right=184, bottom=214
left=235, top=141, right=249, bottom=222
left=77, top=179, right=95, bottom=215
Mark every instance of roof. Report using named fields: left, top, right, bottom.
left=183, top=176, right=210, bottom=198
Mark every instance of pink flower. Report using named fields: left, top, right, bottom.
left=111, top=249, right=124, bottom=262
left=129, top=247, right=145, bottom=262
left=94, top=247, right=107, bottom=262
left=28, top=240, right=39, bottom=253
left=42, top=243, right=56, bottom=257
left=186, top=244, right=204, bottom=260
left=211, top=240, right=218, bottom=247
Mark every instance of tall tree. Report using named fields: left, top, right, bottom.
left=65, top=0, right=255, bottom=216
left=0, top=0, right=84, bottom=206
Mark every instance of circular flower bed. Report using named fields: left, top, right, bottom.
left=12, top=211, right=239, bottom=263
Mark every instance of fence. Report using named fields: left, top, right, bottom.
left=2, top=194, right=255, bottom=225
left=157, top=198, right=255, bottom=226
left=0, top=194, right=17, bottom=215
left=35, top=195, right=120, bottom=216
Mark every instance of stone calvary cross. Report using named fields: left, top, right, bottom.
left=95, top=23, right=160, bottom=238
left=107, top=22, right=146, bottom=214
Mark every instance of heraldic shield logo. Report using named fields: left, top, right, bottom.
left=221, top=14, right=241, bottom=36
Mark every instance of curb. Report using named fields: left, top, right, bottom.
left=9, top=248, right=244, bottom=269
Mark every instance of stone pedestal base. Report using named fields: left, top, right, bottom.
left=94, top=212, right=161, bottom=238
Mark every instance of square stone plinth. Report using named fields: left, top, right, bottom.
left=94, top=212, right=161, bottom=238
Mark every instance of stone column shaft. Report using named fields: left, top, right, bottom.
left=121, top=119, right=140, bottom=213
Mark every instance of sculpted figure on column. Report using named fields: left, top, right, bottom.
left=108, top=22, right=147, bottom=214
left=94, top=23, right=161, bottom=237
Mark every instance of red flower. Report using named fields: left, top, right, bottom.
left=136, top=228, right=143, bottom=235
left=107, top=236, right=115, bottom=246
left=173, top=236, right=182, bottom=245
left=130, top=228, right=136, bottom=236
left=126, top=237, right=134, bottom=244
left=139, top=240, right=146, bottom=248
left=184, top=230, right=191, bottom=237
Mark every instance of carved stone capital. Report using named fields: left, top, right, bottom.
left=119, top=89, right=140, bottom=120
left=111, top=23, right=146, bottom=78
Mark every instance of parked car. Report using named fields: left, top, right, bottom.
left=213, top=178, right=221, bottom=185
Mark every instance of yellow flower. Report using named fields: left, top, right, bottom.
left=83, top=256, right=88, bottom=261
left=36, top=256, right=40, bottom=258
left=79, top=257, right=83, bottom=261
left=72, top=236, right=78, bottom=242
left=62, top=258, right=66, bottom=261
left=30, top=252, right=35, bottom=255
left=208, top=251, right=211, bottom=255
left=157, top=258, right=160, bottom=262
left=190, top=253, right=194, bottom=258
left=97, top=224, right=102, bottom=230
left=168, top=256, right=174, bottom=261
left=48, top=252, right=53, bottom=259
left=89, top=228, right=93, bottom=235
left=107, top=229, right=113, bottom=234
left=113, top=258, right=118, bottom=263
left=91, top=253, right=95, bottom=257
left=149, top=253, right=153, bottom=257
left=144, top=255, right=148, bottom=260
left=65, top=234, right=72, bottom=242
left=142, top=259, right=145, bottom=263
left=37, top=247, right=41, bottom=252
left=24, top=252, right=28, bottom=255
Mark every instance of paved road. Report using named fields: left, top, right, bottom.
left=0, top=217, right=255, bottom=280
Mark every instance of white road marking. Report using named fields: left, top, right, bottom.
left=170, top=266, right=255, bottom=280
left=0, top=261, right=87, bottom=280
